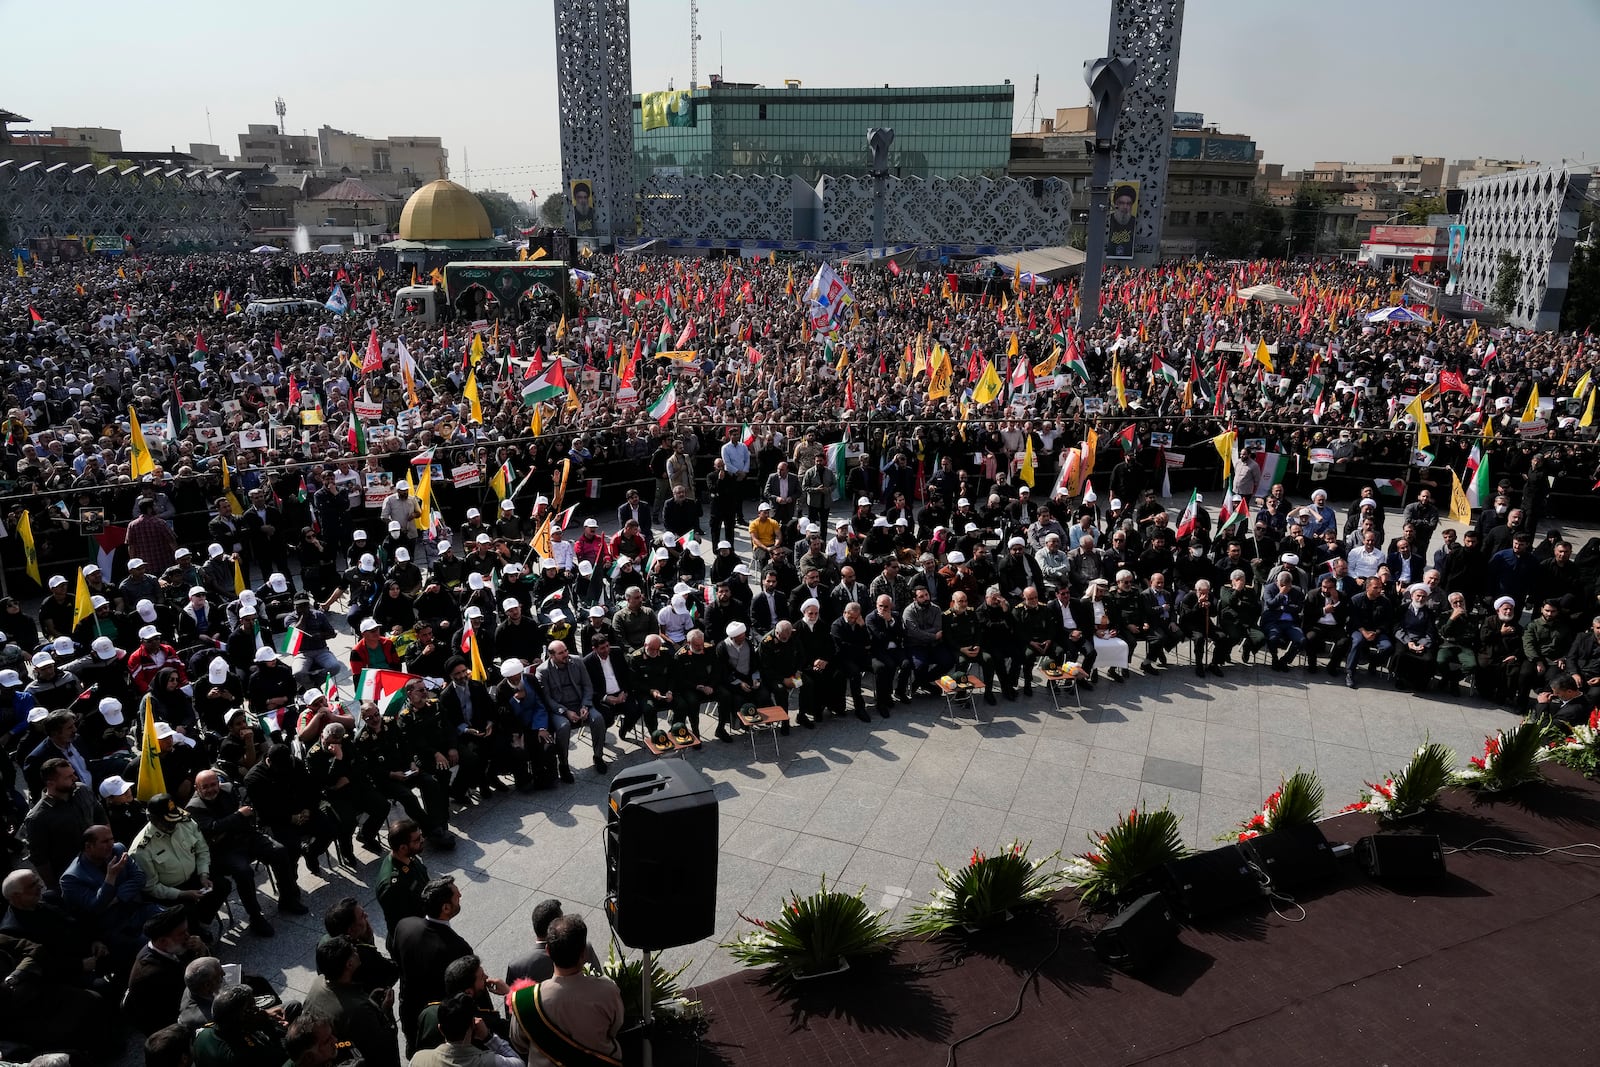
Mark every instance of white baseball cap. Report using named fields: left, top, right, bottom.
left=500, top=500, right=515, bottom=512
left=502, top=597, right=520, bottom=612
left=224, top=708, right=248, bottom=725
left=239, top=605, right=257, bottom=617
left=127, top=557, right=146, bottom=571
left=98, top=776, right=133, bottom=798
left=583, top=518, right=598, bottom=528
left=388, top=520, right=403, bottom=532
left=947, top=551, right=966, bottom=564
left=465, top=606, right=483, bottom=619
left=588, top=605, right=606, bottom=618
left=0, top=670, right=21, bottom=687
left=395, top=548, right=410, bottom=562
left=302, top=689, right=326, bottom=705
left=254, top=646, right=278, bottom=663
left=90, top=595, right=109, bottom=609
left=208, top=543, right=225, bottom=558
left=359, top=618, right=379, bottom=632
left=99, top=698, right=124, bottom=724
left=138, top=625, right=160, bottom=640
left=547, top=608, right=567, bottom=623
left=467, top=508, right=481, bottom=518
left=208, top=660, right=229, bottom=684
left=269, top=574, right=288, bottom=592
left=174, top=547, right=192, bottom=559
left=188, top=586, right=208, bottom=598
left=52, top=637, right=75, bottom=655
left=352, top=529, right=368, bottom=540
left=137, top=600, right=158, bottom=622
left=48, top=575, right=67, bottom=589
left=82, top=564, right=100, bottom=576
left=92, top=636, right=118, bottom=660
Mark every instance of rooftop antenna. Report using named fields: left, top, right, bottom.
left=690, top=0, right=701, bottom=90
left=1020, top=73, right=1039, bottom=133
left=274, top=96, right=286, bottom=136
left=205, top=106, right=213, bottom=144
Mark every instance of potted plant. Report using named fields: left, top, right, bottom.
left=1231, top=770, right=1325, bottom=842
left=903, top=841, right=1066, bottom=936
left=590, top=940, right=706, bottom=1043
left=726, top=876, right=893, bottom=979
left=1547, top=709, right=1600, bottom=778
left=1063, top=806, right=1187, bottom=909
left=1454, top=721, right=1549, bottom=792
left=1341, top=742, right=1456, bottom=823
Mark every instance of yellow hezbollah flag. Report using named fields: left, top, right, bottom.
left=220, top=456, right=243, bottom=515
left=233, top=556, right=246, bottom=596
left=1254, top=338, right=1275, bottom=373
left=469, top=333, right=485, bottom=367
left=1018, top=436, right=1036, bottom=487
left=928, top=346, right=952, bottom=401
left=972, top=360, right=1002, bottom=405
left=74, top=570, right=96, bottom=627
left=128, top=406, right=155, bottom=479
left=468, top=628, right=488, bottom=682
left=1448, top=469, right=1472, bottom=525
left=17, top=510, right=40, bottom=586
left=530, top=403, right=544, bottom=437
left=1583, top=388, right=1597, bottom=429
left=464, top=371, right=482, bottom=424
left=1211, top=430, right=1238, bottom=482
left=1404, top=393, right=1430, bottom=450
left=135, top=693, right=168, bottom=802
left=14, top=254, right=25, bottom=278
left=1520, top=385, right=1539, bottom=424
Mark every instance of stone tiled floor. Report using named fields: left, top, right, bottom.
left=215, top=656, right=1521, bottom=1004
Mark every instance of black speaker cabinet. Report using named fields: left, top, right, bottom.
left=604, top=762, right=719, bottom=950
left=1162, top=845, right=1262, bottom=922
left=1239, top=823, right=1340, bottom=892
left=1356, top=834, right=1445, bottom=882
left=1094, top=892, right=1177, bottom=971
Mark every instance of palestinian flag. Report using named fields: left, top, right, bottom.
left=1152, top=351, right=1180, bottom=386
left=348, top=411, right=368, bottom=455
left=1175, top=489, right=1201, bottom=540
left=646, top=384, right=678, bottom=427
left=355, top=668, right=422, bottom=715
left=1059, top=337, right=1090, bottom=381
left=277, top=626, right=307, bottom=656
left=1217, top=493, right=1249, bottom=534
left=1375, top=476, right=1407, bottom=498
left=655, top=316, right=674, bottom=353
left=520, top=363, right=566, bottom=407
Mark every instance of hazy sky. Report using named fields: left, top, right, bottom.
left=7, top=0, right=1597, bottom=197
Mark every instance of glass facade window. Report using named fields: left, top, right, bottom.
left=632, top=83, right=1015, bottom=186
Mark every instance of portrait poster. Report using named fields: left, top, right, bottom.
left=1107, top=181, right=1140, bottom=260
left=570, top=179, right=597, bottom=236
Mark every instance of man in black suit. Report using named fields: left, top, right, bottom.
left=239, top=487, right=289, bottom=585
left=435, top=656, right=497, bottom=796
left=391, top=876, right=474, bottom=1056
left=750, top=571, right=789, bottom=635
left=582, top=635, right=642, bottom=735
left=763, top=460, right=798, bottom=524
left=504, top=898, right=602, bottom=984
left=615, top=488, right=652, bottom=542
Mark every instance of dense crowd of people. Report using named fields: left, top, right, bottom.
left=0, top=244, right=1598, bottom=1064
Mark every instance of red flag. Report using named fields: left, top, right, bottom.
left=194, top=330, right=208, bottom=353
left=524, top=346, right=544, bottom=379
left=1439, top=368, right=1470, bottom=395
left=28, top=307, right=42, bottom=323
left=287, top=376, right=301, bottom=405
left=887, top=259, right=902, bottom=277
left=843, top=369, right=856, bottom=411
left=745, top=344, right=763, bottom=366
left=272, top=331, right=284, bottom=360
left=361, top=329, right=383, bottom=373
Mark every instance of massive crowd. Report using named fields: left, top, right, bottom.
left=0, top=244, right=1598, bottom=1065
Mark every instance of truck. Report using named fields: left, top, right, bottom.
left=391, top=260, right=570, bottom=327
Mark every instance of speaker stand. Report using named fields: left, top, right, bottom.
left=640, top=947, right=654, bottom=1067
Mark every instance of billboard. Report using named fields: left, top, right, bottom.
left=570, top=179, right=596, bottom=236
left=1107, top=181, right=1139, bottom=260
left=1173, top=111, right=1205, bottom=129
left=1369, top=225, right=1439, bottom=245
left=1202, top=138, right=1256, bottom=163
left=1446, top=224, right=1467, bottom=270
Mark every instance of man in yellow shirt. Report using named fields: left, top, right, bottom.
left=748, top=502, right=780, bottom=565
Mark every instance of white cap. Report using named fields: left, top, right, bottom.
left=547, top=608, right=567, bottom=623
left=352, top=529, right=368, bottom=540
left=208, top=543, right=225, bottom=558
left=468, top=573, right=486, bottom=590
left=895, top=517, right=909, bottom=526
left=541, top=558, right=558, bottom=570
left=302, top=688, right=326, bottom=705
left=475, top=533, right=492, bottom=544
left=957, top=498, right=970, bottom=507
left=502, top=597, right=520, bottom=612
left=717, top=540, right=732, bottom=550
left=359, top=618, right=379, bottom=632
left=726, top=621, right=748, bottom=638
left=254, top=646, right=278, bottom=663
left=0, top=669, right=21, bottom=687
left=82, top=564, right=100, bottom=576
left=174, top=547, right=192, bottom=559
left=535, top=495, right=549, bottom=506
left=188, top=586, right=208, bottom=598
left=1110, top=498, right=1123, bottom=510
left=90, top=595, right=109, bottom=609
left=465, top=606, right=484, bottom=619
left=583, top=518, right=598, bottom=528
left=138, top=625, right=160, bottom=640
left=269, top=573, right=288, bottom=592
left=359, top=554, right=377, bottom=571
left=388, top=520, right=402, bottom=532
left=153, top=721, right=175, bottom=740
left=224, top=708, right=248, bottom=725
left=48, top=575, right=67, bottom=589
left=578, top=560, right=594, bottom=577
left=733, top=564, right=751, bottom=576
left=239, top=604, right=257, bottom=617
left=395, top=548, right=410, bottom=562
left=92, top=636, right=118, bottom=660
left=137, top=599, right=158, bottom=622
left=127, top=557, right=145, bottom=570
left=98, top=776, right=133, bottom=798
left=208, top=660, right=229, bottom=684
left=438, top=540, right=452, bottom=553
left=758, top=502, right=772, bottom=511
left=501, top=659, right=525, bottom=677
left=1083, top=489, right=1098, bottom=503
left=28, top=707, right=49, bottom=723
left=467, top=507, right=481, bottom=518
left=1018, top=485, right=1031, bottom=494
left=52, top=636, right=75, bottom=655
left=806, top=524, right=821, bottom=536
left=857, top=497, right=872, bottom=506
left=588, top=605, right=606, bottom=617
left=947, top=551, right=966, bottom=564
left=500, top=500, right=515, bottom=512
left=239, top=590, right=257, bottom=605
left=964, top=522, right=978, bottom=533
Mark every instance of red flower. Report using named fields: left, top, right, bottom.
left=1485, top=736, right=1501, bottom=757
left=1372, top=780, right=1394, bottom=800
left=1237, top=831, right=1260, bottom=842
left=1470, top=756, right=1486, bottom=770
left=1263, top=789, right=1282, bottom=812
left=1082, top=852, right=1104, bottom=866
left=1337, top=801, right=1366, bottom=813
left=1246, top=813, right=1267, bottom=829
left=1589, top=709, right=1599, bottom=730
left=969, top=848, right=982, bottom=867
left=1128, top=808, right=1139, bottom=822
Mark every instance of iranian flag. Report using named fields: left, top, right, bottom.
left=348, top=411, right=368, bottom=456
left=1175, top=489, right=1201, bottom=539
left=355, top=668, right=423, bottom=715
left=520, top=362, right=567, bottom=407
left=1152, top=351, right=1180, bottom=386
left=646, top=384, right=678, bottom=426
left=1254, top=452, right=1290, bottom=488
left=740, top=422, right=755, bottom=447
left=277, top=626, right=307, bottom=656
left=1464, top=443, right=1490, bottom=509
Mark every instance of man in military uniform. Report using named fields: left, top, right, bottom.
left=672, top=630, right=718, bottom=740
left=757, top=621, right=802, bottom=733
left=373, top=818, right=429, bottom=951
left=395, top=676, right=482, bottom=805
left=626, top=634, right=676, bottom=738
left=1012, top=586, right=1063, bottom=695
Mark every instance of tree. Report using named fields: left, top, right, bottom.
left=1208, top=197, right=1286, bottom=258
left=1401, top=195, right=1447, bottom=224
left=1285, top=186, right=1329, bottom=258
left=539, top=193, right=568, bottom=228
left=474, top=190, right=527, bottom=235
left=1491, top=251, right=1523, bottom=316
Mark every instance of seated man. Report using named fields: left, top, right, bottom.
left=536, top=641, right=608, bottom=775
left=584, top=633, right=643, bottom=736
left=507, top=913, right=623, bottom=1067
left=0, top=866, right=110, bottom=988
left=59, top=823, right=161, bottom=968
left=625, top=634, right=676, bottom=738
left=191, top=982, right=288, bottom=1067
left=178, top=955, right=224, bottom=1030
left=130, top=793, right=232, bottom=931
left=187, top=768, right=307, bottom=937
left=1344, top=575, right=1396, bottom=689
left=356, top=700, right=454, bottom=847
left=123, top=905, right=209, bottom=1033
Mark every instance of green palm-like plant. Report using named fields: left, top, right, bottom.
left=1231, top=770, right=1324, bottom=841
left=591, top=939, right=702, bottom=1036
left=725, top=876, right=893, bottom=975
left=1387, top=741, right=1457, bottom=818
left=902, top=841, right=1066, bottom=936
left=1066, top=807, right=1187, bottom=909
left=1456, top=721, right=1549, bottom=791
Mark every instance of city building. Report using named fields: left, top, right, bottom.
left=632, top=79, right=1014, bottom=186
left=316, top=126, right=449, bottom=195
left=1458, top=161, right=1593, bottom=331
left=1310, top=156, right=1446, bottom=193
left=49, top=126, right=122, bottom=153
left=1357, top=224, right=1449, bottom=270
left=237, top=124, right=318, bottom=166
left=1446, top=157, right=1539, bottom=188
left=1008, top=107, right=1260, bottom=256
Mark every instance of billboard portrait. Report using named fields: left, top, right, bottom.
left=570, top=179, right=597, bottom=236
left=1107, top=181, right=1139, bottom=260
left=1447, top=224, right=1467, bottom=270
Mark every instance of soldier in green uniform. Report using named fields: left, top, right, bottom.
left=626, top=634, right=676, bottom=737
left=757, top=621, right=802, bottom=734
left=355, top=701, right=454, bottom=849
left=1217, top=569, right=1266, bottom=665
left=395, top=678, right=480, bottom=804
left=943, top=591, right=995, bottom=703
left=372, top=818, right=429, bottom=950
left=672, top=630, right=718, bottom=739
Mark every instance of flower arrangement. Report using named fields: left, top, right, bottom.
left=1230, top=770, right=1325, bottom=842
left=903, top=840, right=1067, bottom=936
left=589, top=940, right=706, bottom=1041
left=1547, top=709, right=1600, bottom=778
left=1340, top=742, right=1456, bottom=822
left=1454, top=721, right=1548, bottom=792
left=726, top=876, right=893, bottom=976
left=1062, top=806, right=1187, bottom=909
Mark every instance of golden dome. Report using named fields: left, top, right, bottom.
left=398, top=179, right=492, bottom=241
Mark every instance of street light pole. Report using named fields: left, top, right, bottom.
left=1077, top=57, right=1137, bottom=332
left=867, top=128, right=895, bottom=255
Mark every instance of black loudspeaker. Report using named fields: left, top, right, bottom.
left=604, top=762, right=719, bottom=950
left=1356, top=834, right=1445, bottom=882
left=1093, top=892, right=1177, bottom=971
left=1162, top=845, right=1262, bottom=922
left=1239, top=823, right=1340, bottom=892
